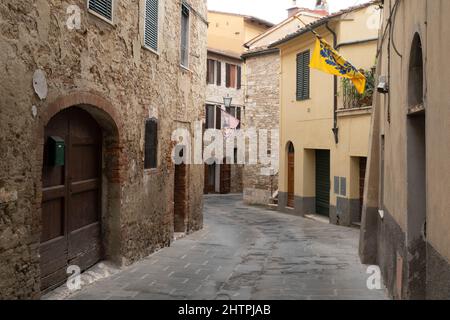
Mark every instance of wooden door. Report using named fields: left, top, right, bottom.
left=204, top=164, right=216, bottom=194
left=315, top=150, right=331, bottom=216
left=220, top=159, right=231, bottom=194
left=41, top=107, right=102, bottom=292
left=287, top=153, right=295, bottom=208
left=174, top=164, right=187, bottom=232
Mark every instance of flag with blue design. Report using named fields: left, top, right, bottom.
left=310, top=37, right=366, bottom=94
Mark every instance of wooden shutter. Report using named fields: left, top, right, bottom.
left=226, top=64, right=231, bottom=88
left=230, top=65, right=237, bottom=88
left=88, top=0, right=113, bottom=21
left=216, top=61, right=222, bottom=86
left=144, top=119, right=158, bottom=169
left=237, top=66, right=242, bottom=89
left=296, top=51, right=310, bottom=101
left=236, top=107, right=241, bottom=129
left=144, top=0, right=159, bottom=51
left=216, top=106, right=222, bottom=129
left=207, top=59, right=215, bottom=84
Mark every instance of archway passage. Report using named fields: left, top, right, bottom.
left=41, top=107, right=103, bottom=292
left=287, top=142, right=295, bottom=208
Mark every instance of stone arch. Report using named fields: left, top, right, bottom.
left=408, top=33, right=424, bottom=109
left=37, top=91, right=124, bottom=270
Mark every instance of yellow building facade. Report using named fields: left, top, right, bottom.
left=272, top=3, right=380, bottom=226
left=207, top=11, right=273, bottom=56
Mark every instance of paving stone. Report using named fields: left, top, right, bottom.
left=66, top=195, right=388, bottom=300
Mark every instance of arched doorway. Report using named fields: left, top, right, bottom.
left=287, top=142, right=295, bottom=208
left=406, top=33, right=426, bottom=299
left=40, top=107, right=103, bottom=292
left=174, top=145, right=188, bottom=233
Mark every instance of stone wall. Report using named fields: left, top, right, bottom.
left=0, top=0, right=207, bottom=299
left=243, top=52, right=280, bottom=205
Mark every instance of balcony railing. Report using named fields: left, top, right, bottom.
left=340, top=69, right=375, bottom=110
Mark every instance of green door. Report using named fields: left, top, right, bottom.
left=316, top=150, right=330, bottom=216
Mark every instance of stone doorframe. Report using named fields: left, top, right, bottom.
left=35, top=91, right=125, bottom=288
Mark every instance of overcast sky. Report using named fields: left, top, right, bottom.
left=207, top=0, right=371, bottom=24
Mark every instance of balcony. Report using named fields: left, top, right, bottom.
left=339, top=69, right=375, bottom=111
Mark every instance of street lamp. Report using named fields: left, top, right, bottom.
left=223, top=95, right=233, bottom=108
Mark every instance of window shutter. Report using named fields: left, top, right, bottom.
left=88, top=0, right=113, bottom=21
left=230, top=65, right=237, bottom=88
left=216, top=106, right=222, bottom=129
left=144, top=0, right=159, bottom=51
left=180, top=5, right=190, bottom=67
left=144, top=119, right=158, bottom=169
left=296, top=51, right=310, bottom=101
left=207, top=59, right=215, bottom=84
left=226, top=64, right=231, bottom=88
left=216, top=61, right=222, bottom=86
left=237, top=66, right=242, bottom=90
left=236, top=107, right=241, bottom=129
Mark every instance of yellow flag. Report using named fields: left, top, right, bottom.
left=310, top=38, right=366, bottom=94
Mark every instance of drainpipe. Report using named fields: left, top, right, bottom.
left=326, top=22, right=339, bottom=144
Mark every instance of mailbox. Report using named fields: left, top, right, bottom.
left=48, top=136, right=65, bottom=166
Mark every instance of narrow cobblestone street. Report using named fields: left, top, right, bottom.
left=65, top=195, right=387, bottom=300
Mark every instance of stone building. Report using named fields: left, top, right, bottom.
left=204, top=11, right=272, bottom=194
left=359, top=0, right=450, bottom=300
left=271, top=2, right=380, bottom=225
left=204, top=48, right=244, bottom=194
left=242, top=3, right=327, bottom=206
left=0, top=0, right=207, bottom=299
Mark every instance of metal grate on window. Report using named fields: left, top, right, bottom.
left=144, top=118, right=158, bottom=169
left=88, top=0, right=113, bottom=22
left=144, top=0, right=159, bottom=51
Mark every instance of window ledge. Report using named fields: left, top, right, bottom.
left=408, top=103, right=425, bottom=115
left=144, top=168, right=159, bottom=175
left=142, top=45, right=160, bottom=57
left=88, top=10, right=115, bottom=27
left=180, top=64, right=192, bottom=73
left=337, top=106, right=372, bottom=117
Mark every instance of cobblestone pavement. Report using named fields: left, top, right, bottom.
left=67, top=195, right=387, bottom=300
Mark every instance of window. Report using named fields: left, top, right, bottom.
left=180, top=4, right=190, bottom=68
left=226, top=64, right=237, bottom=88
left=144, top=0, right=159, bottom=52
left=88, top=0, right=114, bottom=23
left=207, top=59, right=215, bottom=84
left=144, top=118, right=158, bottom=169
left=296, top=51, right=310, bottom=101
left=206, top=105, right=216, bottom=129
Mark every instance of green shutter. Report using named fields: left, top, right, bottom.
left=316, top=150, right=330, bottom=216
left=296, top=51, right=310, bottom=101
